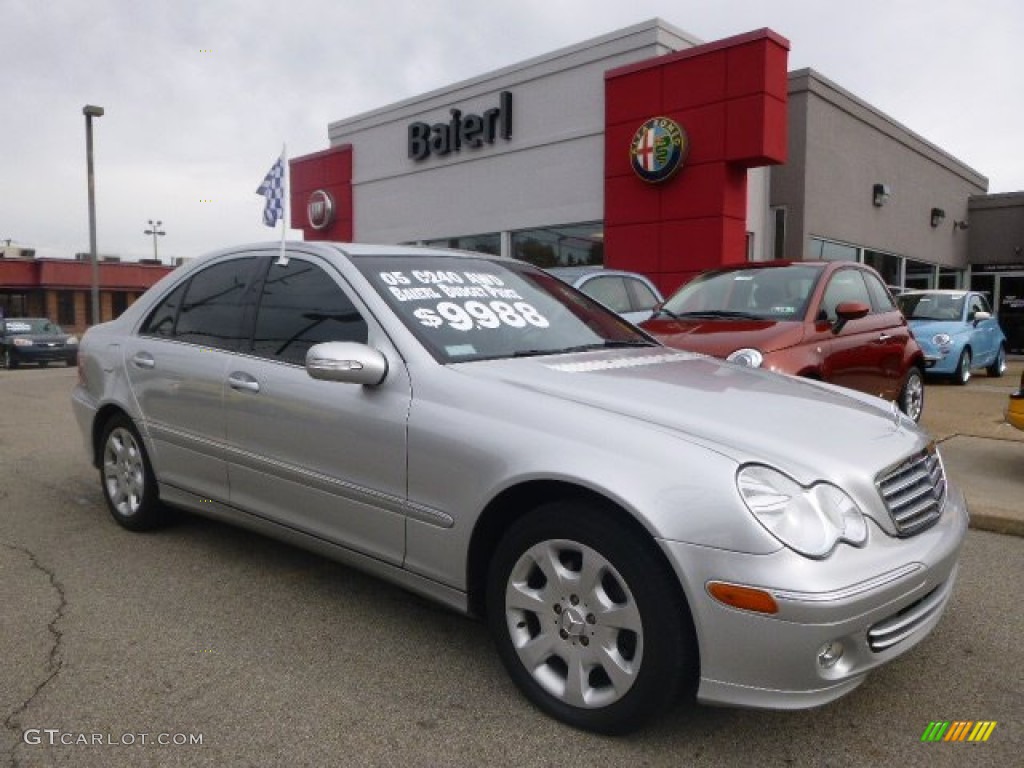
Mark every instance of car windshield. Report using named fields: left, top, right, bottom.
left=897, top=293, right=966, bottom=321
left=3, top=318, right=61, bottom=335
left=352, top=255, right=654, bottom=363
left=660, top=264, right=824, bottom=320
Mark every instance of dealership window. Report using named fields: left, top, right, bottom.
left=808, top=237, right=858, bottom=262
left=905, top=259, right=936, bottom=290
left=511, top=223, right=603, bottom=268
left=423, top=232, right=500, bottom=255
left=938, top=268, right=962, bottom=289
left=863, top=250, right=902, bottom=289
left=57, top=291, right=76, bottom=326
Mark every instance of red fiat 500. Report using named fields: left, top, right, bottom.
left=641, top=261, right=927, bottom=421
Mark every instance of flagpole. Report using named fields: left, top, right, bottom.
left=277, top=143, right=288, bottom=265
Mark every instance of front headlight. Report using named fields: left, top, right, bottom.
left=66, top=335, right=79, bottom=345
left=737, top=465, right=868, bottom=558
left=932, top=333, right=952, bottom=346
left=12, top=337, right=33, bottom=347
left=726, top=348, right=764, bottom=368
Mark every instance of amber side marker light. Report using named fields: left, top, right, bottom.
left=707, top=581, right=779, bottom=614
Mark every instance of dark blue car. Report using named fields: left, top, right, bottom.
left=1, top=317, right=79, bottom=369
left=896, top=290, right=1007, bottom=384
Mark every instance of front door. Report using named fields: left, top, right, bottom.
left=223, top=253, right=410, bottom=566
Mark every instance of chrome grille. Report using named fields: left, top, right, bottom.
left=876, top=446, right=946, bottom=536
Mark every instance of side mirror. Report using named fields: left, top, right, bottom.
left=972, top=311, right=991, bottom=325
left=832, top=301, right=870, bottom=334
left=305, top=341, right=388, bottom=386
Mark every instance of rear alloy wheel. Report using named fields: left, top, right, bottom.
left=899, top=367, right=925, bottom=422
left=487, top=502, right=696, bottom=734
left=100, top=414, right=167, bottom=531
left=954, top=349, right=972, bottom=385
left=987, top=345, right=1006, bottom=378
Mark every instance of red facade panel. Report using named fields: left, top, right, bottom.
left=290, top=145, right=354, bottom=241
left=604, top=29, right=789, bottom=282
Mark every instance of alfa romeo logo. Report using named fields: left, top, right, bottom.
left=629, top=117, right=688, bottom=183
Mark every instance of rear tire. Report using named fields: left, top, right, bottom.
left=898, top=367, right=925, bottom=422
left=99, top=414, right=168, bottom=531
left=954, top=349, right=971, bottom=385
left=486, top=501, right=697, bottom=734
left=987, top=345, right=1006, bottom=378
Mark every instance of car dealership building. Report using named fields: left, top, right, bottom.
left=289, top=18, right=1024, bottom=351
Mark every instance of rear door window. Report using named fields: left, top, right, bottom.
left=140, top=258, right=256, bottom=349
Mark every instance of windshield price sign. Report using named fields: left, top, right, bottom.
left=377, top=270, right=550, bottom=332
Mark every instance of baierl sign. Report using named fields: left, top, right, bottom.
left=407, top=91, right=512, bottom=161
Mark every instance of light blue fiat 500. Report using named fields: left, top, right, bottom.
left=897, top=290, right=1008, bottom=384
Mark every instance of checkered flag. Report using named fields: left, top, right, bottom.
left=256, top=155, right=285, bottom=226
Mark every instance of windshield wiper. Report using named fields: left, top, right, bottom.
left=664, top=310, right=764, bottom=320
left=511, top=340, right=656, bottom=358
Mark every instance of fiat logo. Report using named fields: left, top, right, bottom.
left=307, top=190, right=335, bottom=231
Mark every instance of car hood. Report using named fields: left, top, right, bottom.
left=640, top=316, right=805, bottom=356
left=906, top=319, right=964, bottom=336
left=459, top=347, right=926, bottom=483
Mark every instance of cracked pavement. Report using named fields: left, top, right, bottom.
left=0, top=366, right=1021, bottom=767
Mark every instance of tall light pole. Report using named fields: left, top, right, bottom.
left=144, top=219, right=165, bottom=262
left=83, top=104, right=104, bottom=325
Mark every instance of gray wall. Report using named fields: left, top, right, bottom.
left=773, top=70, right=988, bottom=268
left=327, top=20, right=699, bottom=245
left=968, top=192, right=1024, bottom=265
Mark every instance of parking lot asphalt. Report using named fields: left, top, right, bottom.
left=919, top=356, right=1024, bottom=537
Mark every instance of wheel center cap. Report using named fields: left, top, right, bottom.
left=559, top=607, right=586, bottom=637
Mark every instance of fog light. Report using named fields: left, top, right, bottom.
left=817, top=641, right=844, bottom=669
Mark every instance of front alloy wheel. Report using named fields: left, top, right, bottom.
left=987, top=345, right=1007, bottom=378
left=899, top=367, right=925, bottom=422
left=954, top=348, right=972, bottom=385
left=487, top=502, right=696, bottom=734
left=100, top=414, right=167, bottom=530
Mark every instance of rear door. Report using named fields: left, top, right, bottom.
left=124, top=255, right=259, bottom=502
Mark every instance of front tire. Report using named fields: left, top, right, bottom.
left=954, top=348, right=971, bottom=385
left=899, top=366, right=925, bottom=422
left=987, top=345, right=1006, bottom=378
left=99, top=414, right=167, bottom=531
left=486, top=501, right=696, bottom=734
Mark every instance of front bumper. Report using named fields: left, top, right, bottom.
left=9, top=344, right=78, bottom=365
left=658, top=483, right=968, bottom=709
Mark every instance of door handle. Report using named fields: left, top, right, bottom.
left=131, top=352, right=156, bottom=369
left=227, top=372, right=260, bottom=393
left=878, top=333, right=894, bottom=342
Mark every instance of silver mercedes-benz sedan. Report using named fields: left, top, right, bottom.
left=72, top=242, right=967, bottom=734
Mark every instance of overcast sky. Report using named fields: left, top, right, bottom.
left=4, top=0, right=1022, bottom=262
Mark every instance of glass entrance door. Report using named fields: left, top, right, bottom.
left=997, top=275, right=1024, bottom=353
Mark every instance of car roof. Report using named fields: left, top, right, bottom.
left=899, top=289, right=975, bottom=296
left=547, top=266, right=656, bottom=281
